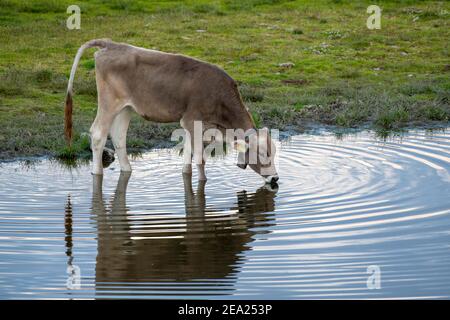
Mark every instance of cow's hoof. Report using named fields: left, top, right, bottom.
left=237, top=163, right=247, bottom=169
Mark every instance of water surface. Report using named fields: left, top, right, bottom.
left=1, top=130, right=450, bottom=299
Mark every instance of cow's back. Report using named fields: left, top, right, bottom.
left=94, top=43, right=237, bottom=123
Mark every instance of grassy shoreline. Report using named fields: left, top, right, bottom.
left=0, top=0, right=449, bottom=159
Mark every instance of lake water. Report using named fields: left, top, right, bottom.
left=0, top=129, right=449, bottom=299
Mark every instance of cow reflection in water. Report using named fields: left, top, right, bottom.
left=90, top=172, right=277, bottom=293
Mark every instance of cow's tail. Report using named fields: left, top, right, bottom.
left=64, top=39, right=113, bottom=146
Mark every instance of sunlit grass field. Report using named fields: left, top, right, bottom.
left=0, top=0, right=449, bottom=158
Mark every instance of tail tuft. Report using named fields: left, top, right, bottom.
left=64, top=92, right=73, bottom=146
left=64, top=39, right=113, bottom=147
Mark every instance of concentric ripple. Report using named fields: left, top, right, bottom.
left=0, top=129, right=449, bottom=299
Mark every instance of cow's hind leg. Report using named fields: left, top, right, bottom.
left=90, top=109, right=114, bottom=175
left=110, top=106, right=132, bottom=172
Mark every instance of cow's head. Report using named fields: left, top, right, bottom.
left=236, top=128, right=278, bottom=184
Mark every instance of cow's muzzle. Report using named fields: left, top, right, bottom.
left=263, top=175, right=279, bottom=184
left=237, top=163, right=247, bottom=169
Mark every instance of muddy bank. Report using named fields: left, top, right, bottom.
left=1, top=120, right=449, bottom=164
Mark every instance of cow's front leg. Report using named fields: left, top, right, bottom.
left=197, top=163, right=207, bottom=181
left=182, top=131, right=192, bottom=174
left=194, top=145, right=207, bottom=181
left=193, top=134, right=207, bottom=181
left=183, top=163, right=192, bottom=174
left=180, top=118, right=206, bottom=181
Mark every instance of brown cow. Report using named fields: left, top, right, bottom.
left=64, top=39, right=278, bottom=183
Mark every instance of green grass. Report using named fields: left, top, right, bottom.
left=0, top=0, right=449, bottom=159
